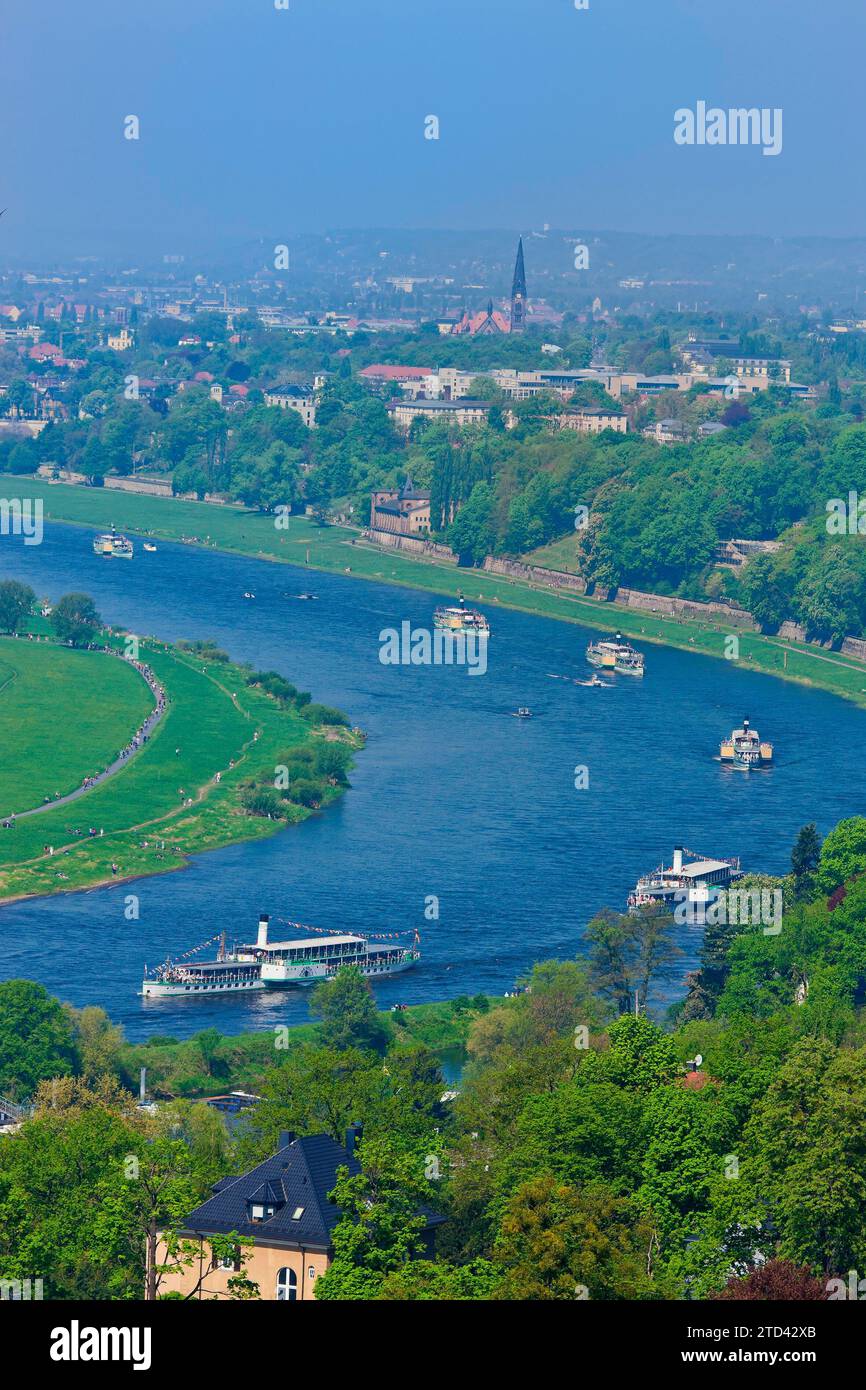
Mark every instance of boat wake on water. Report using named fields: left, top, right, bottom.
left=547, top=672, right=612, bottom=687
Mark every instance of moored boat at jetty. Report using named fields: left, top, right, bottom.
left=719, top=719, right=773, bottom=769
left=93, top=527, right=134, bottom=559
left=627, top=845, right=743, bottom=915
left=586, top=633, right=644, bottom=676
left=140, top=914, right=420, bottom=998
left=433, top=594, right=490, bottom=638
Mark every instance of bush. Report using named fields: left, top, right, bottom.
left=301, top=703, right=349, bottom=727
left=241, top=787, right=286, bottom=819
left=178, top=639, right=229, bottom=664
left=283, top=777, right=324, bottom=808
left=313, top=742, right=352, bottom=783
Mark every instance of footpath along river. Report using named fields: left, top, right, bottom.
left=0, top=521, right=862, bottom=1040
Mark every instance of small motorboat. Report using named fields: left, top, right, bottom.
left=578, top=674, right=610, bottom=688
left=243, top=592, right=255, bottom=600
left=143, top=543, right=157, bottom=553
left=514, top=707, right=533, bottom=719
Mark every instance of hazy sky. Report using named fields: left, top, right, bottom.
left=1, top=0, right=862, bottom=257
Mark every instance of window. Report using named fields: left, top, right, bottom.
left=291, top=1206, right=305, bottom=1220
left=276, top=1267, right=297, bottom=1302
left=249, top=1202, right=276, bottom=1222
left=308, top=1266, right=316, bottom=1281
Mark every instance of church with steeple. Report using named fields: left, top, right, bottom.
left=450, top=239, right=528, bottom=335
left=510, top=237, right=527, bottom=333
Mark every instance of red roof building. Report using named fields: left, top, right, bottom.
left=28, top=343, right=65, bottom=362
left=450, top=302, right=511, bottom=336
left=360, top=363, right=432, bottom=383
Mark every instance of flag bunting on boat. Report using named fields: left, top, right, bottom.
left=271, top=917, right=417, bottom=941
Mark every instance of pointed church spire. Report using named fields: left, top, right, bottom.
left=510, top=237, right=527, bottom=333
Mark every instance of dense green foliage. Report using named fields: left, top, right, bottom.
left=6, top=817, right=866, bottom=1302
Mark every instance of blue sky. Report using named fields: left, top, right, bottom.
left=1, top=0, right=862, bottom=255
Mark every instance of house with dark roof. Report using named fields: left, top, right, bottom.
left=264, top=382, right=317, bottom=428
left=152, top=1125, right=444, bottom=1301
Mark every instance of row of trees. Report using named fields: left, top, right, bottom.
left=0, top=580, right=102, bottom=646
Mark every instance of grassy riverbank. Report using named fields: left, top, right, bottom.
left=0, top=639, right=152, bottom=813
left=0, top=632, right=361, bottom=905
left=5, top=474, right=866, bottom=709
left=121, top=996, right=483, bottom=1098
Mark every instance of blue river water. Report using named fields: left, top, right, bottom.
left=0, top=521, right=861, bottom=1040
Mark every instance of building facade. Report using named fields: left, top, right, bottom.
left=387, top=398, right=491, bottom=433
left=370, top=477, right=432, bottom=535
left=551, top=408, right=628, bottom=434
left=264, top=382, right=316, bottom=428
left=152, top=1127, right=442, bottom=1301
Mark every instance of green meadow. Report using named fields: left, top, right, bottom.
left=0, top=636, right=359, bottom=904
left=5, top=474, right=866, bottom=710
left=0, top=639, right=152, bottom=816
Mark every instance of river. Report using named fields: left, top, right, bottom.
left=0, top=521, right=860, bottom=1039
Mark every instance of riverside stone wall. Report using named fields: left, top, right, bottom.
left=482, top=555, right=589, bottom=593
left=361, top=529, right=457, bottom=563
left=611, top=587, right=760, bottom=630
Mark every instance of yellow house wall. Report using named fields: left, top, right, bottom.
left=155, top=1236, right=330, bottom=1301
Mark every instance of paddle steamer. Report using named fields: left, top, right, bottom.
left=141, top=915, right=420, bottom=997
left=93, top=528, right=134, bottom=559
left=586, top=634, right=644, bottom=676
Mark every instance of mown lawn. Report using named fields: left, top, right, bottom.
left=0, top=638, right=152, bottom=815
left=0, top=640, right=358, bottom=902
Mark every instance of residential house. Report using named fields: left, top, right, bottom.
left=264, top=382, right=316, bottom=428
left=152, top=1125, right=444, bottom=1301
left=642, top=417, right=689, bottom=445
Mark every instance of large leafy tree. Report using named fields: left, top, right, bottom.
left=446, top=480, right=496, bottom=565
left=791, top=822, right=822, bottom=900
left=493, top=1175, right=671, bottom=1300
left=50, top=591, right=101, bottom=647
left=242, top=1044, right=386, bottom=1155
left=0, top=579, right=35, bottom=634
left=309, top=966, right=391, bottom=1054
left=700, top=1039, right=866, bottom=1282
left=0, top=980, right=76, bottom=1098
left=0, top=1081, right=248, bottom=1301
left=586, top=910, right=680, bottom=1015
left=712, top=1259, right=828, bottom=1301
left=315, top=1134, right=436, bottom=1300
left=816, top=816, right=866, bottom=895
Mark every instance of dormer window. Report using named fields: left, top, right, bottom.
left=247, top=1181, right=286, bottom=1223
left=249, top=1201, right=277, bottom=1222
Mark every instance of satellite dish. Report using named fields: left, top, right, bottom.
left=694, top=1054, right=703, bottom=1068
